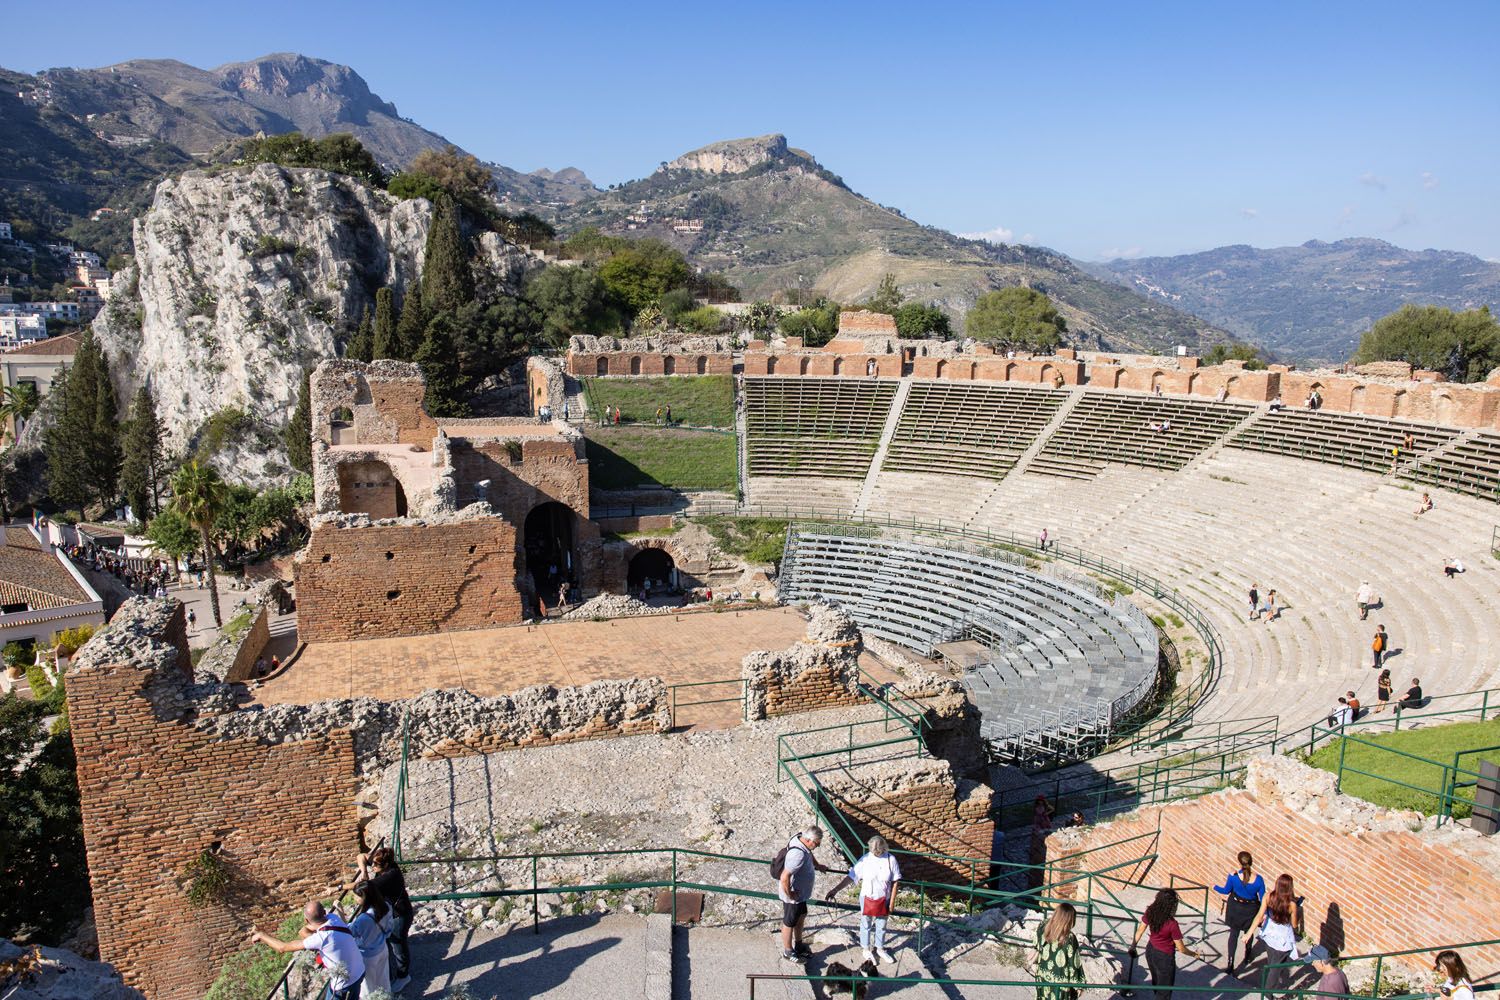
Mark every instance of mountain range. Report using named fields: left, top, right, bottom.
left=1087, top=238, right=1500, bottom=363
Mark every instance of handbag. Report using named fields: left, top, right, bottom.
left=862, top=895, right=890, bottom=917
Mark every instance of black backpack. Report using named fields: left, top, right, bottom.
left=770, top=843, right=804, bottom=880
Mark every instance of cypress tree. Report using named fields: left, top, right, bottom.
left=120, top=385, right=165, bottom=520
left=283, top=368, right=313, bottom=474
left=371, top=287, right=398, bottom=360
left=346, top=309, right=373, bottom=362
left=421, top=195, right=473, bottom=316
left=45, top=330, right=121, bottom=512
left=394, top=282, right=426, bottom=361
left=413, top=314, right=469, bottom=417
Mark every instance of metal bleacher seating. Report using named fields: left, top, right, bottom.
left=779, top=528, right=1159, bottom=764
left=1230, top=408, right=1458, bottom=475
left=880, top=382, right=1068, bottom=479
left=1029, top=392, right=1253, bottom=479
left=743, top=377, right=897, bottom=478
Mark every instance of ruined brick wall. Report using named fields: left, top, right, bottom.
left=295, top=516, right=523, bottom=642
left=311, top=359, right=439, bottom=446
left=1044, top=755, right=1500, bottom=973
left=818, top=757, right=995, bottom=887
left=451, top=437, right=590, bottom=516
left=744, top=605, right=864, bottom=719
left=67, top=600, right=358, bottom=1000
left=567, top=352, right=733, bottom=376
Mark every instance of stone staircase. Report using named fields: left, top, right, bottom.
left=852, top=377, right=913, bottom=516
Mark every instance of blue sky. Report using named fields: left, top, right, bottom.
left=10, top=0, right=1499, bottom=261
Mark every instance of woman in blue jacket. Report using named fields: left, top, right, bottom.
left=1213, top=850, right=1265, bottom=976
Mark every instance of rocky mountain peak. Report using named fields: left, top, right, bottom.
left=665, top=133, right=791, bottom=175
left=213, top=53, right=399, bottom=121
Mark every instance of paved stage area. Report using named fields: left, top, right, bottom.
left=247, top=605, right=884, bottom=727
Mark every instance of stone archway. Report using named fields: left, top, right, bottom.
left=696, top=356, right=708, bottom=375
left=627, top=547, right=676, bottom=594
left=336, top=459, right=407, bottom=518
left=663, top=355, right=677, bottom=375
left=630, top=356, right=643, bottom=376
left=522, top=501, right=581, bottom=611
left=596, top=357, right=609, bottom=376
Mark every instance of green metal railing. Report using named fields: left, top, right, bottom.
left=1262, top=935, right=1500, bottom=997
left=667, top=677, right=749, bottom=728
left=1324, top=727, right=1500, bottom=827
left=747, top=971, right=1433, bottom=1000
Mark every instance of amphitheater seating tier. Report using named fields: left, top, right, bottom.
left=1229, top=408, right=1458, bottom=475
left=779, top=531, right=1158, bottom=753
left=1402, top=431, right=1500, bottom=502
left=1030, top=392, right=1254, bottom=478
left=743, top=377, right=897, bottom=479
left=881, top=382, right=1068, bottom=479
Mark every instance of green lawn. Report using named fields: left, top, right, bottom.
left=583, top=376, right=735, bottom=428
left=585, top=427, right=737, bottom=491
left=1307, top=718, right=1500, bottom=818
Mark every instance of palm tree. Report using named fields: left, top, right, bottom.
left=0, top=383, right=40, bottom=442
left=169, top=460, right=229, bottom=627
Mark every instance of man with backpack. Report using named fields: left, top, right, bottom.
left=773, top=826, right=835, bottom=962
left=251, top=900, right=365, bottom=999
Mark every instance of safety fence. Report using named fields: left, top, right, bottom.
left=1315, top=725, right=1500, bottom=827
left=667, top=676, right=749, bottom=728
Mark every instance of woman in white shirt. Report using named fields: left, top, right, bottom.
left=1251, top=873, right=1304, bottom=998
left=1434, top=950, right=1475, bottom=1000
left=824, top=835, right=902, bottom=966
left=349, top=881, right=395, bottom=998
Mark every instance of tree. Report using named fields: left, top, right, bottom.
left=598, top=240, right=692, bottom=314
left=390, top=146, right=497, bottom=217
left=561, top=227, right=629, bottom=263
left=120, top=385, right=166, bottom=521
left=740, top=301, right=782, bottom=335
left=966, top=287, right=1067, bottom=351
left=894, top=302, right=952, bottom=339
left=422, top=195, right=474, bottom=316
left=213, top=484, right=259, bottom=561
left=394, top=283, right=426, bottom=362
left=0, top=382, right=40, bottom=441
left=239, top=132, right=385, bottom=187
left=413, top=315, right=469, bottom=417
left=1200, top=341, right=1267, bottom=370
left=145, top=507, right=200, bottom=563
left=44, top=330, right=121, bottom=512
left=0, top=694, right=89, bottom=942
left=371, top=287, right=399, bottom=360
left=1352, top=304, right=1500, bottom=383
left=345, top=310, right=373, bottom=362
left=525, top=265, right=616, bottom=345
left=864, top=272, right=906, bottom=314
left=169, top=461, right=229, bottom=627
left=658, top=287, right=697, bottom=325
left=778, top=300, right=841, bottom=347
left=283, top=368, right=313, bottom=474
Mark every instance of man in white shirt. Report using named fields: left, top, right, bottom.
left=252, top=900, right=365, bottom=999
left=1356, top=581, right=1375, bottom=620
left=824, top=835, right=902, bottom=965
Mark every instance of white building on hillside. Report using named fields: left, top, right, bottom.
left=0, top=314, right=48, bottom=350
left=0, top=522, right=104, bottom=650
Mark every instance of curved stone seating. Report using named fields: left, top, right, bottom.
left=881, top=382, right=1067, bottom=480
left=1230, top=408, right=1457, bottom=474
left=743, top=377, right=897, bottom=478
left=1031, top=391, right=1252, bottom=478
left=778, top=530, right=1158, bottom=761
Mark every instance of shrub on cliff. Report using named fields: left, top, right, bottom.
left=239, top=132, right=386, bottom=187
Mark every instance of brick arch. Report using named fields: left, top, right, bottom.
left=798, top=356, right=811, bottom=375
left=1186, top=372, right=1200, bottom=395
left=335, top=459, right=407, bottom=518
left=832, top=356, right=844, bottom=376
left=1349, top=384, right=1366, bottom=413
left=935, top=359, right=947, bottom=378
left=596, top=357, right=609, bottom=376
left=1040, top=363, right=1056, bottom=384
left=1433, top=392, right=1456, bottom=425
left=629, top=355, right=642, bottom=376
left=766, top=356, right=777, bottom=375
left=696, top=355, right=708, bottom=375
left=1151, top=370, right=1166, bottom=391
left=663, top=355, right=676, bottom=375
left=1002, top=362, right=1016, bottom=381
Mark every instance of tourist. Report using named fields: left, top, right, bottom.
left=559, top=580, right=570, bottom=606
left=1039, top=527, right=1050, bottom=552
left=562, top=401, right=569, bottom=421
left=1269, top=395, right=1284, bottom=411
left=1129, top=888, right=1199, bottom=1000
left=1252, top=873, right=1305, bottom=999
left=664, top=404, right=672, bottom=424
left=776, top=825, right=833, bottom=962
left=1027, top=795, right=1055, bottom=890
left=1305, top=946, right=1347, bottom=996
left=348, top=881, right=393, bottom=997
left=1415, top=492, right=1433, bottom=518
left=1355, top=581, right=1375, bottom=620
left=1328, top=697, right=1353, bottom=728
left=1215, top=386, right=1228, bottom=403
left=1444, top=557, right=1464, bottom=578
left=1400, top=677, right=1424, bottom=710
left=1067, top=811, right=1087, bottom=827
left=822, top=834, right=901, bottom=965
left=1371, top=625, right=1388, bottom=669
left=358, top=847, right=414, bottom=990
left=867, top=358, right=878, bottom=377
left=187, top=607, right=197, bottom=629
left=251, top=901, right=365, bottom=1000
left=1213, top=850, right=1265, bottom=975
left=1375, top=669, right=1394, bottom=713
left=269, top=654, right=281, bottom=675
left=1032, top=902, right=1085, bottom=1000
left=1261, top=589, right=1279, bottom=624
left=1346, top=690, right=1361, bottom=719
left=1433, top=950, right=1475, bottom=1000
left=613, top=407, right=621, bottom=425
left=1403, top=431, right=1416, bottom=453
left=1248, top=582, right=1260, bottom=621
left=656, top=405, right=664, bottom=424
left=1153, top=384, right=1163, bottom=397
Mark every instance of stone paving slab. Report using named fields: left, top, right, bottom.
left=409, top=913, right=647, bottom=998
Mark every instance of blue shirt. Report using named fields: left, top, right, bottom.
left=1214, top=871, right=1265, bottom=902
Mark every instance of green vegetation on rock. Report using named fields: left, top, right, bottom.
left=1352, top=304, right=1500, bottom=383
left=585, top=427, right=736, bottom=491
left=583, top=375, right=734, bottom=427
left=697, top=516, right=789, bottom=565
left=966, top=287, right=1067, bottom=350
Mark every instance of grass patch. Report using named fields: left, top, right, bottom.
left=1307, top=718, right=1500, bottom=818
left=585, top=427, right=736, bottom=491
left=698, top=516, right=789, bottom=564
left=205, top=909, right=306, bottom=1000
left=584, top=375, right=734, bottom=427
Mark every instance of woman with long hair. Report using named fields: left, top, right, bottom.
left=1034, top=902, right=1085, bottom=1000
left=1252, top=874, right=1305, bottom=998
left=357, top=846, right=415, bottom=992
left=348, top=880, right=393, bottom=998
left=1213, top=850, right=1265, bottom=975
left=1376, top=669, right=1394, bottom=713
left=1130, top=888, right=1200, bottom=1000
left=1434, top=951, right=1475, bottom=1000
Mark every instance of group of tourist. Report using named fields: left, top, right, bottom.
left=69, top=542, right=175, bottom=597
left=594, top=403, right=675, bottom=426
left=1247, top=582, right=1279, bottom=622
left=250, top=847, right=414, bottom=999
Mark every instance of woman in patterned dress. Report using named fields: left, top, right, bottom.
left=1035, top=902, right=1085, bottom=1000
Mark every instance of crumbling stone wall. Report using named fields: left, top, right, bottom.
left=294, top=511, right=522, bottom=642
left=817, top=756, right=996, bottom=887
left=566, top=333, right=734, bottom=377
left=310, top=359, right=439, bottom=446
left=1045, top=755, right=1500, bottom=973
left=743, top=604, right=864, bottom=718
left=67, top=600, right=358, bottom=1000
left=527, top=355, right=567, bottom=416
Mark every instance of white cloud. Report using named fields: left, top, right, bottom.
left=1421, top=171, right=1439, bottom=190
left=1241, top=208, right=1259, bottom=219
left=1359, top=171, right=1388, bottom=191
left=958, top=225, right=1015, bottom=245
left=1102, top=246, right=1145, bottom=260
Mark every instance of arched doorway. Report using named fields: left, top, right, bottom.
left=596, top=357, right=609, bottom=376
left=663, top=355, right=677, bottom=375
left=627, top=548, right=675, bottom=596
left=696, top=356, right=707, bottom=375
left=336, top=460, right=406, bottom=518
left=523, top=502, right=575, bottom=609
left=630, top=356, right=642, bottom=375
